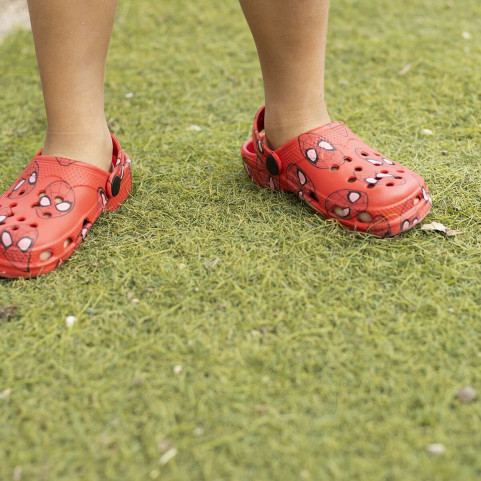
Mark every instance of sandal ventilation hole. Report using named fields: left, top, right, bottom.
left=40, top=250, right=53, bottom=261
left=347, top=177, right=356, bottom=183
left=64, top=238, right=73, bottom=249
left=331, top=166, right=339, bottom=171
left=9, top=203, right=17, bottom=208
left=357, top=212, right=372, bottom=223
left=55, top=197, right=64, bottom=204
left=42, top=212, right=52, bottom=218
left=344, top=157, right=352, bottom=162
left=354, top=167, right=363, bottom=172
left=29, top=223, right=38, bottom=228
left=367, top=184, right=375, bottom=189
left=333, top=206, right=348, bottom=217
left=386, top=183, right=394, bottom=187
left=12, top=226, right=19, bottom=231
left=17, top=217, right=26, bottom=222
left=309, top=192, right=319, bottom=202
left=361, top=151, right=369, bottom=157
left=381, top=170, right=389, bottom=174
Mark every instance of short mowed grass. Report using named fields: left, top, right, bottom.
left=1, top=0, right=481, bottom=479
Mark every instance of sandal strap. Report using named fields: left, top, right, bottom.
left=252, top=106, right=283, bottom=176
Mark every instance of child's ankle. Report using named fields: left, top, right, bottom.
left=264, top=101, right=330, bottom=150
left=42, top=125, right=113, bottom=171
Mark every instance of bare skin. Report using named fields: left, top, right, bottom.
left=27, top=0, right=117, bottom=171
left=26, top=0, right=331, bottom=167
left=239, top=0, right=331, bottom=149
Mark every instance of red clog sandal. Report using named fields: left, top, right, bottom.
left=241, top=106, right=432, bottom=237
left=0, top=134, right=132, bottom=278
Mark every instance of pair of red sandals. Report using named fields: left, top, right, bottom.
left=0, top=106, right=431, bottom=278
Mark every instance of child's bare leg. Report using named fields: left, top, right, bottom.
left=27, top=0, right=117, bottom=171
left=239, top=0, right=330, bottom=149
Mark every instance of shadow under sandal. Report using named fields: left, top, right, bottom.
left=0, top=134, right=132, bottom=278
left=241, top=106, right=432, bottom=237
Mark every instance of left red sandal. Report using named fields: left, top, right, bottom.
left=241, top=106, right=432, bottom=237
left=0, top=134, right=132, bottom=278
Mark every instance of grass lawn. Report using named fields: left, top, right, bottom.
left=1, top=0, right=481, bottom=479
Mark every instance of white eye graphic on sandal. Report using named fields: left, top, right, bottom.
left=29, top=172, right=37, bottom=185
left=306, top=148, right=318, bottom=163
left=257, top=139, right=264, bottom=154
left=56, top=201, right=73, bottom=212
left=39, top=196, right=51, bottom=207
left=297, top=170, right=307, bottom=186
left=366, top=158, right=383, bottom=167
left=382, top=157, right=395, bottom=165
left=422, top=187, right=430, bottom=202
left=97, top=187, right=108, bottom=211
left=348, top=192, right=361, bottom=203
left=318, top=140, right=335, bottom=151
left=17, top=237, right=33, bottom=252
left=365, top=177, right=378, bottom=184
left=1, top=231, right=12, bottom=248
left=0, top=216, right=6, bottom=224
left=13, top=179, right=25, bottom=191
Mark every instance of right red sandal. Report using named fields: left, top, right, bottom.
left=0, top=134, right=132, bottom=278
left=241, top=106, right=432, bottom=238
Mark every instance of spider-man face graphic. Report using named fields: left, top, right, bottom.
left=285, top=164, right=315, bottom=201
left=8, top=161, right=39, bottom=199
left=298, top=132, right=344, bottom=169
left=0, top=225, right=39, bottom=272
left=325, top=189, right=369, bottom=219
left=36, top=181, right=75, bottom=218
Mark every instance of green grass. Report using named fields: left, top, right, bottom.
left=1, top=0, right=481, bottom=479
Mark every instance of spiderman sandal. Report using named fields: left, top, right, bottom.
left=0, top=134, right=132, bottom=278
left=241, top=106, right=432, bottom=237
